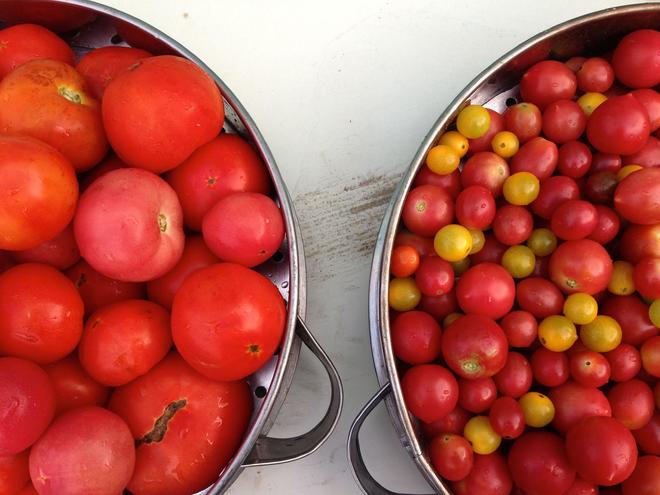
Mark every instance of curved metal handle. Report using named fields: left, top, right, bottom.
left=348, top=383, right=433, bottom=495
left=242, top=316, right=343, bottom=467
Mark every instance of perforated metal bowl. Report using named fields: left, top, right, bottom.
left=0, top=1, right=343, bottom=493
left=348, top=3, right=660, bottom=494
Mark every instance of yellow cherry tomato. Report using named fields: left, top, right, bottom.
left=443, top=312, right=463, bottom=328
left=563, top=293, right=598, bottom=325
left=434, top=224, right=473, bottom=262
left=538, top=315, right=577, bottom=352
left=456, top=105, right=491, bottom=139
left=438, top=131, right=469, bottom=158
left=388, top=278, right=421, bottom=312
left=519, top=392, right=555, bottom=428
left=526, top=228, right=557, bottom=257
left=491, top=131, right=519, bottom=158
left=503, top=172, right=540, bottom=206
left=580, top=315, right=622, bottom=352
left=650, top=300, right=660, bottom=328
left=426, top=144, right=461, bottom=175
left=501, top=245, right=536, bottom=278
left=463, top=415, right=501, bottom=455
left=608, top=260, right=636, bottom=296
left=468, top=229, right=485, bottom=255
left=577, top=92, right=607, bottom=116
left=451, top=257, right=471, bottom=276
left=616, top=164, right=643, bottom=182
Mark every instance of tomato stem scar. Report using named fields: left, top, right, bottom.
left=158, top=213, right=168, bottom=232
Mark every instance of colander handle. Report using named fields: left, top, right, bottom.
left=241, top=316, right=343, bottom=467
left=348, top=383, right=435, bottom=495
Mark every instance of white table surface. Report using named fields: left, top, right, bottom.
left=92, top=1, right=646, bottom=493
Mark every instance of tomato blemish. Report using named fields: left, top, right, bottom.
left=57, top=85, right=83, bottom=104
left=206, top=176, right=217, bottom=187
left=247, top=343, right=262, bottom=356
left=136, top=399, right=187, bottom=447
left=157, top=213, right=168, bottom=232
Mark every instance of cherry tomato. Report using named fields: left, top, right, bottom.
left=531, top=175, right=581, bottom=219
left=605, top=343, right=642, bottom=382
left=461, top=152, right=510, bottom=197
left=0, top=449, right=30, bottom=495
left=577, top=92, right=608, bottom=116
left=549, top=239, right=613, bottom=295
left=617, top=164, right=643, bottom=181
left=549, top=381, right=611, bottom=433
left=510, top=136, right=558, bottom=180
left=500, top=310, right=538, bottom=347
left=489, top=397, right=525, bottom=439
left=632, top=412, right=660, bottom=455
left=491, top=130, right=519, bottom=158
left=401, top=364, right=458, bottom=423
left=426, top=144, right=460, bottom=175
left=603, top=295, right=658, bottom=345
left=390, top=245, right=420, bottom=278
left=565, top=477, right=599, bottom=495
left=634, top=257, right=660, bottom=299
left=467, top=229, right=485, bottom=255
left=563, top=292, right=598, bottom=325
left=391, top=311, right=442, bottom=365
left=526, top=228, right=557, bottom=257
left=457, top=105, right=491, bottom=139
left=413, top=167, right=462, bottom=199
left=468, top=108, right=505, bottom=154
left=393, top=230, right=435, bottom=257
left=569, top=350, right=610, bottom=387
left=580, top=315, right=622, bottom=353
left=557, top=140, right=592, bottom=178
left=588, top=205, right=621, bottom=245
left=415, top=256, right=454, bottom=296
left=622, top=455, right=660, bottom=495
left=622, top=135, right=660, bottom=167
left=612, top=29, right=660, bottom=88
left=531, top=347, right=570, bottom=387
left=577, top=57, right=614, bottom=92
left=470, top=234, right=507, bottom=265
left=503, top=172, right=540, bottom=206
left=493, top=351, right=532, bottom=398
left=451, top=453, right=512, bottom=495
left=641, top=336, right=660, bottom=377
left=418, top=289, right=459, bottom=320
left=608, top=379, right=654, bottom=430
left=434, top=224, right=472, bottom=262
left=464, top=415, right=501, bottom=455
left=651, top=299, right=660, bottom=327
left=504, top=102, right=542, bottom=143
left=438, top=131, right=469, bottom=157
left=458, top=377, right=497, bottom=413
left=501, top=245, right=535, bottom=278
left=608, top=260, right=635, bottom=295
left=519, top=391, right=555, bottom=427
left=614, top=167, right=660, bottom=225
left=538, top=315, right=577, bottom=352
left=520, top=60, right=577, bottom=110
left=429, top=433, right=473, bottom=482
left=402, top=185, right=454, bottom=237
left=542, top=99, right=587, bottom=144
left=590, top=152, right=622, bottom=174
left=492, top=205, right=533, bottom=246
left=516, top=277, right=564, bottom=318
left=455, top=185, right=496, bottom=229
left=585, top=170, right=618, bottom=204
left=389, top=277, right=422, bottom=311
left=619, top=223, right=660, bottom=264
left=631, top=88, right=660, bottom=131
left=456, top=263, right=515, bottom=319
left=421, top=405, right=471, bottom=437
left=587, top=93, right=650, bottom=155
left=565, top=56, right=586, bottom=73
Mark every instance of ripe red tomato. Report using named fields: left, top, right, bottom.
left=0, top=135, right=78, bottom=251
left=585, top=170, right=618, bottom=204
left=456, top=263, right=515, bottom=319
left=11, top=222, right=80, bottom=270
left=631, top=88, right=660, bottom=131
left=634, top=257, right=660, bottom=299
left=103, top=55, right=223, bottom=173
left=429, top=433, right=473, bottom=481
left=0, top=59, right=108, bottom=171
left=442, top=314, right=508, bottom=379
left=76, top=46, right=152, bottom=99
left=549, top=381, right=611, bottom=433
left=622, top=455, right=660, bottom=495
left=461, top=151, right=510, bottom=197
left=531, top=347, right=570, bottom=387
left=520, top=60, right=577, bottom=110
left=577, top=57, right=614, bottom=92
left=468, top=108, right=505, bottom=153
left=565, top=477, right=599, bottom=495
left=78, top=300, right=172, bottom=387
left=612, top=29, right=660, bottom=88
left=202, top=192, right=284, bottom=267
left=451, top=453, right=512, bottom=495
left=0, top=263, right=83, bottom=364
left=569, top=350, right=610, bottom=387
left=415, top=256, right=454, bottom=296
left=504, top=102, right=542, bottom=143
left=413, top=166, right=462, bottom=199
left=421, top=405, right=471, bottom=437
left=74, top=168, right=185, bottom=282
left=0, top=449, right=30, bottom=495
left=167, top=134, right=272, bottom=230
left=531, top=175, right=581, bottom=219
left=391, top=311, right=442, bottom=365
left=516, top=277, right=564, bottom=318
left=608, top=379, right=655, bottom=430
left=418, top=289, right=459, bottom=320
left=0, top=23, right=74, bottom=79
left=605, top=343, right=642, bottom=382
left=508, top=432, right=576, bottom=495
left=492, top=205, right=533, bottom=245
left=550, top=199, right=597, bottom=240
left=566, top=416, right=637, bottom=486
left=500, top=310, right=538, bottom=348
left=401, top=185, right=454, bottom=237
left=65, top=259, right=146, bottom=316
left=110, top=352, right=251, bottom=495
left=588, top=205, right=620, bottom=245
left=549, top=239, right=613, bottom=294
left=458, top=377, right=497, bottom=413
left=394, top=230, right=435, bottom=257
left=619, top=223, right=660, bottom=264
left=623, top=135, right=660, bottom=167
left=455, top=185, right=496, bottom=229
left=557, top=140, right=592, bottom=178
left=0, top=358, right=55, bottom=456
left=29, top=406, right=135, bottom=495
left=601, top=295, right=657, bottom=345
left=510, top=136, right=558, bottom=180
left=489, top=396, right=525, bottom=439
left=172, top=263, right=286, bottom=381
left=43, top=354, right=110, bottom=415
left=614, top=167, right=660, bottom=225
left=641, top=336, right=660, bottom=378
left=470, top=234, right=507, bottom=265
left=587, top=94, right=650, bottom=155
left=542, top=100, right=586, bottom=144
left=493, top=351, right=532, bottom=398
left=400, top=364, right=458, bottom=423
left=590, top=152, right=622, bottom=174
left=633, top=412, right=660, bottom=455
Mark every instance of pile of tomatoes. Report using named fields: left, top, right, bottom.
left=0, top=22, right=287, bottom=495
left=389, top=28, right=660, bottom=495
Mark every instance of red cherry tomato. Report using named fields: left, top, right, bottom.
left=631, top=88, right=660, bottom=131
left=549, top=381, right=611, bottom=433
left=520, top=60, right=577, bottom=110
left=550, top=200, right=598, bottom=241
left=429, top=433, right=474, bottom=482
left=492, top=205, right=533, bottom=246
left=393, top=231, right=435, bottom=257
left=451, top=453, right=512, bottom=495
left=421, top=405, right=471, bottom=437
left=456, top=263, right=515, bottom=319
left=510, top=136, right=558, bottom=180
left=542, top=99, right=586, bottom=144
left=415, top=256, right=454, bottom=296
left=504, top=102, right=542, bottom=143
left=569, top=350, right=610, bottom=387
left=493, top=351, right=533, bottom=398
left=612, top=29, right=660, bottom=88
left=458, top=377, right=497, bottom=413
left=418, top=289, right=459, bottom=320
left=623, top=135, right=660, bottom=167
left=557, top=140, right=592, bottom=178
left=391, top=311, right=442, bottom=365
left=641, top=336, right=660, bottom=377
left=401, top=185, right=454, bottom=237
left=401, top=364, right=459, bottom=423
left=470, top=234, right=507, bottom=265
left=632, top=412, right=660, bottom=455
left=413, top=166, right=462, bottom=199
left=531, top=347, right=570, bottom=387
left=601, top=295, right=658, bottom=345
left=585, top=170, right=618, bottom=204
left=605, top=343, right=642, bottom=382
left=468, top=108, right=505, bottom=154
left=590, top=152, right=622, bottom=174
left=614, top=167, right=660, bottom=225
left=0, top=449, right=30, bottom=494
left=489, top=396, right=525, bottom=439
left=619, top=223, right=660, bottom=264
left=390, top=245, right=420, bottom=278
left=500, top=310, right=538, bottom=347
left=588, top=205, right=620, bottom=245
left=461, top=152, right=510, bottom=197
left=455, top=185, right=496, bottom=229
left=634, top=257, right=660, bottom=299
left=531, top=175, right=581, bottom=219
left=622, top=455, right=660, bottom=495
left=608, top=379, right=655, bottom=430
left=516, top=277, right=564, bottom=318
left=549, top=239, right=613, bottom=294
left=587, top=93, right=650, bottom=155
left=577, top=57, right=614, bottom=93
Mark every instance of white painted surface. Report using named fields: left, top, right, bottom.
left=91, top=1, right=644, bottom=493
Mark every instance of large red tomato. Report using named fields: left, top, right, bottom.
left=0, top=263, right=84, bottom=364
left=456, top=263, right=515, bottom=319
left=614, top=167, right=660, bottom=225
left=0, top=135, right=78, bottom=251
left=109, top=353, right=252, bottom=495
left=29, top=407, right=135, bottom=495
left=171, top=263, right=286, bottom=381
left=549, top=239, right=613, bottom=294
left=586, top=93, right=650, bottom=155
left=612, top=29, right=660, bottom=88
left=0, top=59, right=107, bottom=171
left=102, top=55, right=223, bottom=174
left=442, top=315, right=508, bottom=379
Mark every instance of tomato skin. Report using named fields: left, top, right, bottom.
left=461, top=152, right=510, bottom=197
left=390, top=245, right=420, bottom=278
left=634, top=257, right=660, bottom=299
left=542, top=99, right=586, bottom=144
left=0, top=263, right=83, bottom=364
left=394, top=231, right=435, bottom=257
left=492, top=352, right=532, bottom=398
left=567, top=416, right=637, bottom=486
left=585, top=170, right=618, bottom=204
left=391, top=311, right=442, bottom=365
left=569, top=350, right=610, bottom=387
left=564, top=477, right=599, bottom=495
left=167, top=134, right=272, bottom=230
left=401, top=364, right=458, bottom=423
left=76, top=46, right=152, bottom=100
left=0, top=135, right=78, bottom=251
left=418, top=289, right=458, bottom=320
left=591, top=152, right=622, bottom=174
left=11, top=222, right=80, bottom=270
left=549, top=239, right=613, bottom=294
left=401, top=185, right=454, bottom=237
left=516, top=277, right=564, bottom=318
left=43, top=354, right=110, bottom=415
left=549, top=381, right=611, bottom=433
left=468, top=108, right=505, bottom=154
left=500, top=310, right=537, bottom=347
left=633, top=412, right=660, bottom=455
left=550, top=200, right=597, bottom=241
left=0, top=449, right=30, bottom=494
left=531, top=347, right=570, bottom=387
left=458, top=377, right=497, bottom=413
left=455, top=185, right=496, bottom=229
left=623, top=135, right=660, bottom=167
left=414, top=166, right=462, bottom=199
left=614, top=167, right=660, bottom=225
left=622, top=455, right=660, bottom=495
left=489, top=397, right=525, bottom=439
left=619, top=223, right=660, bottom=264
left=612, top=29, right=660, bottom=88
left=415, top=256, right=454, bottom=296
left=631, top=88, right=660, bottom=131
left=429, top=433, right=473, bottom=481
left=421, top=405, right=471, bottom=437
left=0, top=358, right=55, bottom=456
left=531, top=175, right=580, bottom=219
left=510, top=136, right=558, bottom=181
left=607, top=379, right=654, bottom=431
left=0, top=24, right=74, bottom=79
left=508, top=432, right=576, bottom=495
left=451, top=453, right=512, bottom=495
left=470, top=234, right=506, bottom=265
left=601, top=295, right=658, bottom=345
left=588, top=205, right=620, bottom=245
left=65, top=259, right=146, bottom=316
left=504, top=102, right=543, bottom=143
left=641, top=336, right=660, bottom=377
left=577, top=57, right=614, bottom=93
left=492, top=205, right=533, bottom=246
left=587, top=93, right=651, bottom=155
left=456, top=263, right=515, bottom=319
left=442, top=315, right=508, bottom=379
left=605, top=343, right=642, bottom=382
left=172, top=263, right=286, bottom=381
left=103, top=55, right=223, bottom=174
left=520, top=60, right=577, bottom=110
left=557, top=140, right=592, bottom=178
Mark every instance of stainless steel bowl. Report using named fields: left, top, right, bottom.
left=0, top=1, right=343, bottom=493
left=348, top=4, right=660, bottom=494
